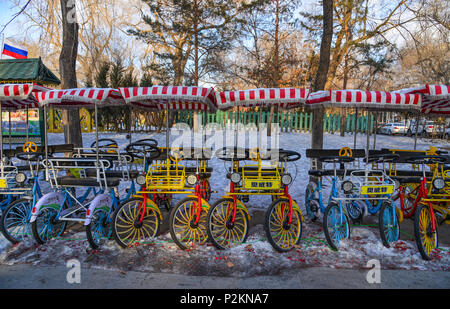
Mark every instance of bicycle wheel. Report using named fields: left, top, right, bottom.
left=323, top=201, right=350, bottom=251
left=112, top=197, right=160, bottom=248
left=305, top=182, right=319, bottom=222
left=169, top=197, right=209, bottom=250
left=265, top=199, right=302, bottom=252
left=414, top=203, right=438, bottom=260
left=86, top=207, right=112, bottom=249
left=402, top=183, right=420, bottom=218
left=1, top=198, right=33, bottom=244
left=31, top=206, right=67, bottom=244
left=379, top=200, right=399, bottom=248
left=206, top=198, right=249, bottom=250
left=201, top=179, right=212, bottom=202
left=346, top=199, right=364, bottom=224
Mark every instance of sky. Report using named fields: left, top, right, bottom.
left=0, top=1, right=19, bottom=38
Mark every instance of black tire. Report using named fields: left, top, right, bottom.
left=112, top=197, right=160, bottom=248
left=31, top=205, right=67, bottom=244
left=265, top=198, right=303, bottom=252
left=305, top=182, right=319, bottom=222
left=1, top=198, right=33, bottom=244
left=379, top=200, right=399, bottom=248
left=206, top=198, right=249, bottom=250
left=86, top=207, right=112, bottom=250
left=169, top=197, right=209, bottom=250
left=414, top=203, right=438, bottom=260
left=323, top=201, right=350, bottom=251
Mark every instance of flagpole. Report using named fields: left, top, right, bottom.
left=0, top=34, right=4, bottom=60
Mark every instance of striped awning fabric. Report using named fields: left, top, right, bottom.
left=215, top=88, right=310, bottom=110
left=306, top=89, right=422, bottom=111
left=34, top=88, right=125, bottom=108
left=0, top=83, right=52, bottom=110
left=119, top=86, right=218, bottom=112
left=395, top=85, right=450, bottom=115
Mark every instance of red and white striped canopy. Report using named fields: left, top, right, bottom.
left=216, top=88, right=310, bottom=110
left=395, top=85, right=450, bottom=115
left=119, top=86, right=218, bottom=112
left=0, top=83, right=52, bottom=110
left=307, top=89, right=422, bottom=111
left=34, top=88, right=125, bottom=108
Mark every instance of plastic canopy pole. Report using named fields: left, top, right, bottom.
left=8, top=111, right=11, bottom=149
left=373, top=112, right=377, bottom=150
left=166, top=105, right=169, bottom=161
left=414, top=115, right=420, bottom=150
left=0, top=101, right=3, bottom=175
left=95, top=102, right=99, bottom=167
left=128, top=105, right=132, bottom=145
left=44, top=105, right=49, bottom=181
left=26, top=106, right=29, bottom=142
left=353, top=108, right=358, bottom=150
left=366, top=111, right=370, bottom=165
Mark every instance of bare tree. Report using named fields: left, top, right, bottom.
left=59, top=0, right=82, bottom=148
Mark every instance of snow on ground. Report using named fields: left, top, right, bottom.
left=0, top=130, right=449, bottom=276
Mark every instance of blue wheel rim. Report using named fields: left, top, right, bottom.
left=91, top=209, right=111, bottom=245
left=383, top=204, right=399, bottom=244
left=4, top=200, right=32, bottom=241
left=327, top=205, right=349, bottom=247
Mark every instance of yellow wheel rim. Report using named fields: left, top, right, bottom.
left=114, top=199, right=159, bottom=246
left=171, top=200, right=208, bottom=248
left=418, top=207, right=437, bottom=257
left=268, top=201, right=301, bottom=251
left=209, top=201, right=248, bottom=249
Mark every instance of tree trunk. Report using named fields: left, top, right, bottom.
left=340, top=51, right=349, bottom=137
left=192, top=0, right=200, bottom=133
left=60, top=0, right=82, bottom=148
left=310, top=0, right=333, bottom=174
left=267, top=0, right=280, bottom=137
left=312, top=0, right=333, bottom=150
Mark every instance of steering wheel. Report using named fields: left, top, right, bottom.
left=16, top=151, right=45, bottom=162
left=405, top=155, right=448, bottom=165
left=134, top=138, right=158, bottom=147
left=215, top=147, right=249, bottom=161
left=339, top=147, right=353, bottom=157
left=126, top=142, right=161, bottom=160
left=90, top=138, right=119, bottom=154
left=23, top=141, right=38, bottom=153
left=319, top=156, right=355, bottom=163
left=249, top=148, right=261, bottom=162
left=279, top=150, right=301, bottom=162
left=169, top=148, right=184, bottom=163
left=368, top=154, right=399, bottom=164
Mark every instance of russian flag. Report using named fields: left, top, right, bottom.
left=2, top=41, right=28, bottom=59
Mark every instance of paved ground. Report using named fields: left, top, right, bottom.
left=0, top=263, right=448, bottom=289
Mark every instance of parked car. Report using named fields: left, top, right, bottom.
left=379, top=122, right=408, bottom=135
left=407, top=120, right=444, bottom=137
